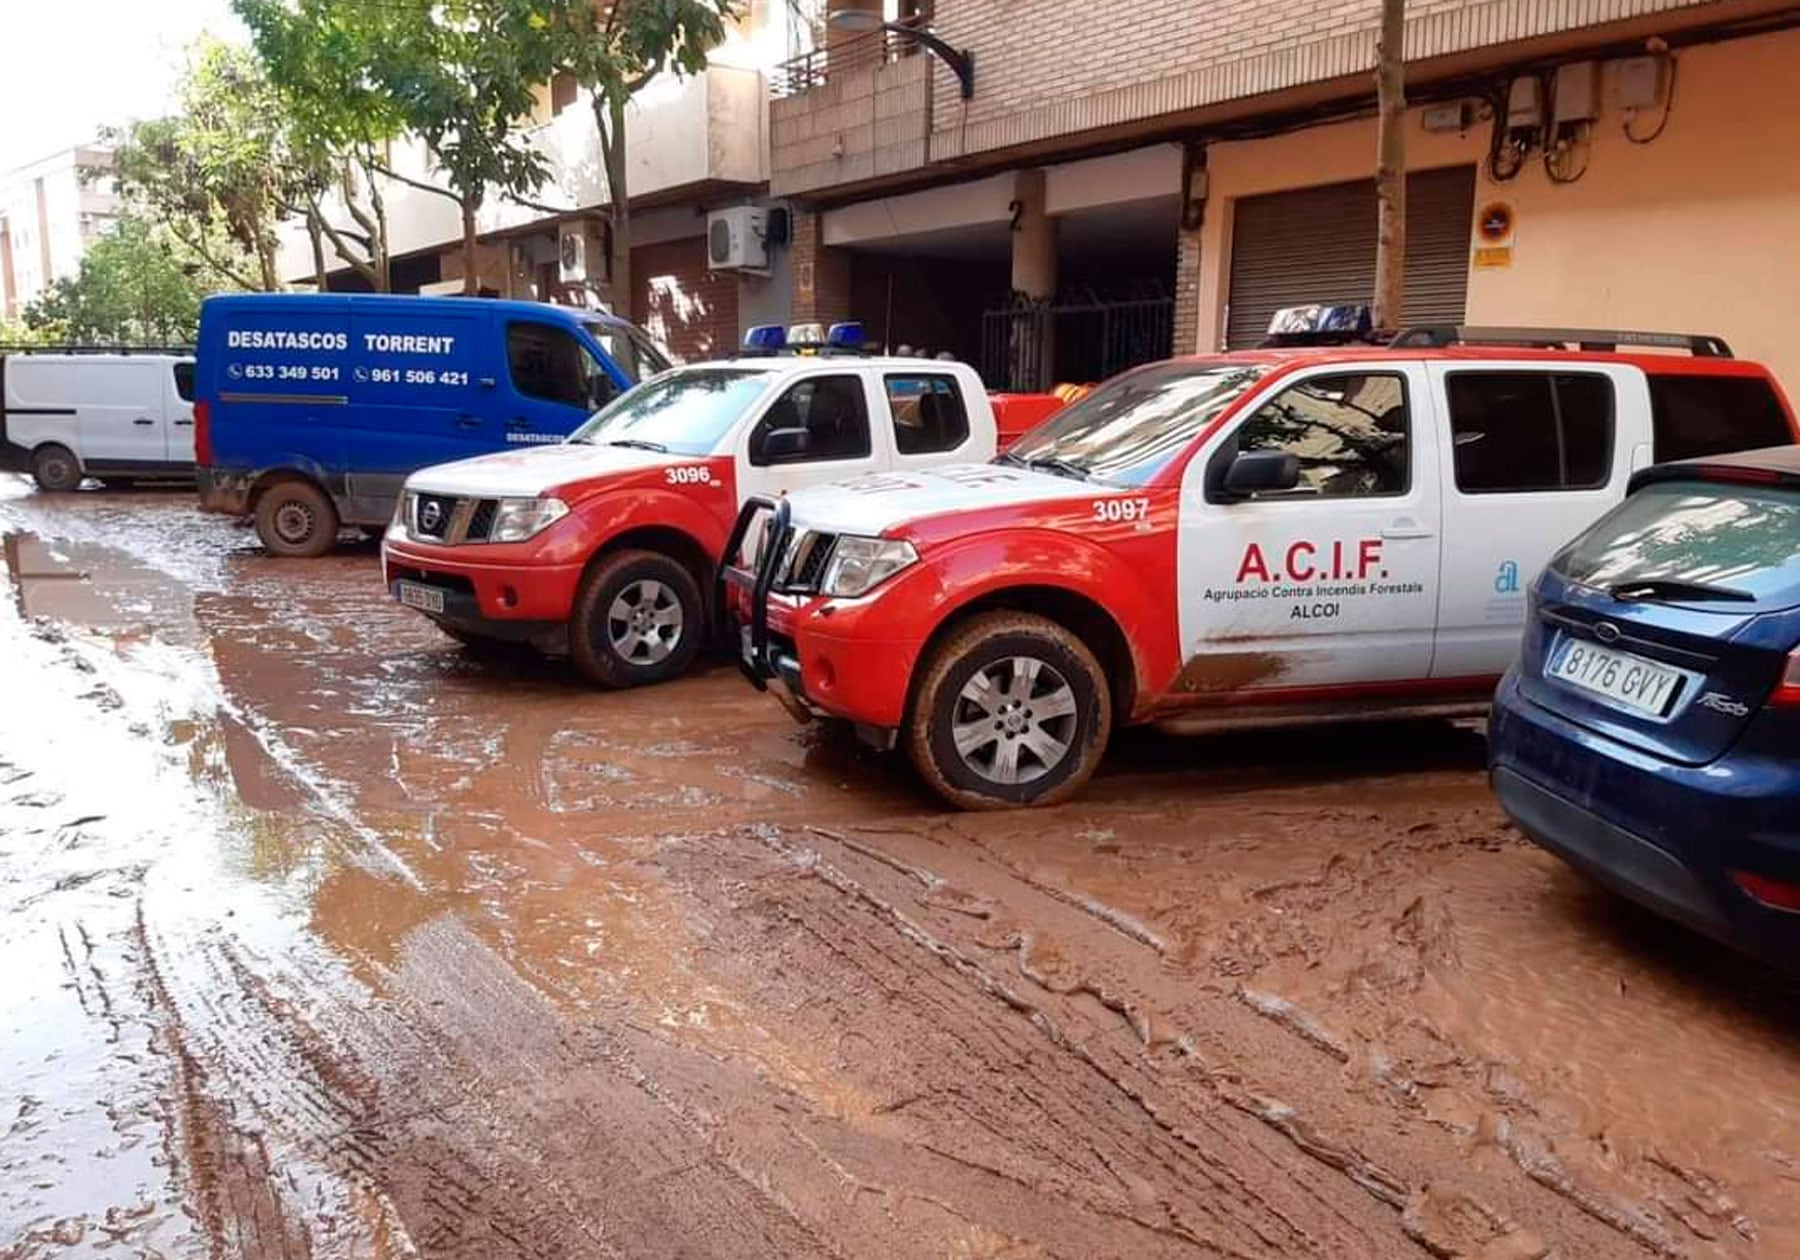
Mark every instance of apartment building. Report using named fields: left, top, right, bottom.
left=772, top=0, right=1800, bottom=392
left=0, top=146, right=117, bottom=321
left=280, top=0, right=811, bottom=362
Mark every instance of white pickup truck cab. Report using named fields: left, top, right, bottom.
left=0, top=351, right=197, bottom=490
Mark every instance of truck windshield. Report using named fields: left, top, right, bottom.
left=1553, top=479, right=1800, bottom=609
left=584, top=320, right=671, bottom=382
left=571, top=368, right=774, bottom=456
left=1001, top=361, right=1269, bottom=486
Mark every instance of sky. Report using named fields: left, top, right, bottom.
left=0, top=0, right=246, bottom=173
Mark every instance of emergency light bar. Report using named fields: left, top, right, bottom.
left=742, top=324, right=787, bottom=353
left=739, top=321, right=870, bottom=357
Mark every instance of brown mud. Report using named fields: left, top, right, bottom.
left=3, top=481, right=1800, bottom=1258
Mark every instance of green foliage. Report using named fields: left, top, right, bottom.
left=108, top=38, right=303, bottom=290
left=542, top=0, right=737, bottom=114
left=20, top=217, right=232, bottom=346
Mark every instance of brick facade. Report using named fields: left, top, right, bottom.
left=632, top=237, right=741, bottom=363
left=788, top=209, right=852, bottom=325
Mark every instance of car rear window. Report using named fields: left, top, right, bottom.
left=1650, top=375, right=1792, bottom=462
left=1553, top=479, right=1800, bottom=607
left=1446, top=371, right=1614, bottom=493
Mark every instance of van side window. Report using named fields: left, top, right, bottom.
left=749, top=375, right=871, bottom=466
left=173, top=362, right=196, bottom=402
left=506, top=321, right=591, bottom=407
left=1650, top=374, right=1791, bottom=462
left=885, top=374, right=970, bottom=455
left=1447, top=372, right=1613, bottom=493
left=1230, top=373, right=1410, bottom=497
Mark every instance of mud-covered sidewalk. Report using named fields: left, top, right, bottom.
left=3, top=481, right=1798, bottom=1259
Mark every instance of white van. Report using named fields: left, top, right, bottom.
left=0, top=351, right=198, bottom=490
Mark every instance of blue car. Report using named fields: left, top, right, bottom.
left=1490, top=447, right=1800, bottom=962
left=194, top=293, right=668, bottom=556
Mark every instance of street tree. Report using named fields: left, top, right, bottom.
left=109, top=39, right=300, bottom=291
left=1372, top=0, right=1407, bottom=329
left=235, top=0, right=409, bottom=291
left=541, top=0, right=739, bottom=312
left=22, top=216, right=230, bottom=345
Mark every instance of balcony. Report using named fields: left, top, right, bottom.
left=769, top=19, right=931, bottom=198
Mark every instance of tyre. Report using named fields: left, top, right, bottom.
left=906, top=611, right=1112, bottom=811
left=569, top=549, right=704, bottom=689
left=31, top=444, right=82, bottom=493
left=254, top=479, right=340, bottom=558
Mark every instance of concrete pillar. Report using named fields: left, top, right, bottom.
left=1009, top=169, right=1056, bottom=389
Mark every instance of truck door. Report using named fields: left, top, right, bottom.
left=80, top=361, right=168, bottom=469
left=167, top=360, right=197, bottom=463
left=879, top=369, right=988, bottom=468
left=501, top=317, right=617, bottom=445
left=735, top=369, right=889, bottom=502
left=1427, top=363, right=1643, bottom=680
left=1176, top=364, right=1443, bottom=696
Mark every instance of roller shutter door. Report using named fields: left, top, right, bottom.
left=632, top=237, right=740, bottom=364
left=1226, top=165, right=1476, bottom=349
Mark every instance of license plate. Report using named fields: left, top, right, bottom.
left=1548, top=637, right=1681, bottom=716
left=396, top=581, right=445, bottom=615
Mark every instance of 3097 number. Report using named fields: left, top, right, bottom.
left=1091, top=497, right=1151, bottom=523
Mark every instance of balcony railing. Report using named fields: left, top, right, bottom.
left=770, top=13, right=928, bottom=99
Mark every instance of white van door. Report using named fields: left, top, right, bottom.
left=1176, top=364, right=1443, bottom=695
left=79, top=361, right=168, bottom=468
left=1427, top=363, right=1647, bottom=680
left=166, top=361, right=197, bottom=463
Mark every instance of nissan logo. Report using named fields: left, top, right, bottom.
left=1594, top=621, right=1622, bottom=645
left=419, top=500, right=444, bottom=532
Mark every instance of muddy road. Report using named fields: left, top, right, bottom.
left=3, top=479, right=1799, bottom=1259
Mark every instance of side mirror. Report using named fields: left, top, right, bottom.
left=1222, top=450, right=1302, bottom=497
left=756, top=427, right=811, bottom=465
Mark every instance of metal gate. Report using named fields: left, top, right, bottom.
left=980, top=293, right=1173, bottom=393
left=1226, top=166, right=1476, bottom=349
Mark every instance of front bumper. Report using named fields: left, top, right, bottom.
left=197, top=467, right=253, bottom=516
left=1490, top=670, right=1800, bottom=963
left=382, top=531, right=586, bottom=625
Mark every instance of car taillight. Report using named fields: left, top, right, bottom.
left=1771, top=648, right=1800, bottom=707
left=194, top=399, right=212, bottom=466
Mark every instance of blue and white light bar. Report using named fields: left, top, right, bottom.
left=743, top=324, right=787, bottom=353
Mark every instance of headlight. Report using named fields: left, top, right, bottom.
left=818, top=535, right=917, bottom=598
left=489, top=496, right=569, bottom=542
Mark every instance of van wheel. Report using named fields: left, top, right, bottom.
left=255, top=480, right=339, bottom=558
left=31, top=445, right=82, bottom=492
left=570, top=549, right=703, bottom=689
left=906, top=611, right=1111, bottom=811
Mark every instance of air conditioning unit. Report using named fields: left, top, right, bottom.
left=559, top=226, right=588, bottom=283
left=706, top=206, right=768, bottom=271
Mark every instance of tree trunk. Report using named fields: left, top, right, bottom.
left=370, top=175, right=391, bottom=293
left=306, top=209, right=329, bottom=292
left=1372, top=0, right=1407, bottom=330
left=257, top=237, right=280, bottom=292
left=597, top=92, right=632, bottom=319
left=460, top=199, right=480, bottom=295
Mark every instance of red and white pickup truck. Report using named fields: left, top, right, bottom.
left=729, top=323, right=1798, bottom=809
left=381, top=329, right=1062, bottom=686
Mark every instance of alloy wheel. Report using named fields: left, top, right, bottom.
left=950, top=655, right=1080, bottom=785
left=607, top=579, right=683, bottom=665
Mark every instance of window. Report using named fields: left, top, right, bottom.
left=1650, top=375, right=1792, bottom=463
left=885, top=374, right=969, bottom=455
left=172, top=361, right=196, bottom=402
left=585, top=321, right=671, bottom=384
left=1447, top=372, right=1614, bottom=493
left=749, top=375, right=871, bottom=465
left=507, top=321, right=603, bottom=408
left=571, top=368, right=776, bottom=456
left=1226, top=373, right=1410, bottom=498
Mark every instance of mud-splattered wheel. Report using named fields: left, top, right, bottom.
left=31, top=444, right=82, bottom=492
left=254, top=479, right=340, bottom=558
left=907, top=611, right=1111, bottom=810
left=570, top=549, right=703, bottom=689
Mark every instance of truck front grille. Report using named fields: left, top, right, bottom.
left=407, top=493, right=503, bottom=544
left=781, top=530, right=838, bottom=592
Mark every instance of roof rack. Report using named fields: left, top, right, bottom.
left=1388, top=326, right=1733, bottom=358
left=0, top=343, right=194, bottom=355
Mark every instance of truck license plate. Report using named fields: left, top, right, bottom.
left=1548, top=638, right=1680, bottom=716
left=396, top=581, right=446, bottom=615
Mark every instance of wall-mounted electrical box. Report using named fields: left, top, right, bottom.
left=1553, top=61, right=1600, bottom=124
left=1421, top=100, right=1476, bottom=133
left=1506, top=76, right=1545, bottom=129
left=1615, top=55, right=1670, bottom=109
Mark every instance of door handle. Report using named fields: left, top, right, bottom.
left=173, top=419, right=194, bottom=427
left=132, top=418, right=155, bottom=426
left=1381, top=524, right=1434, bottom=540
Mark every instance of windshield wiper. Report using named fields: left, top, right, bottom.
left=998, top=451, right=1091, bottom=481
left=605, top=438, right=669, bottom=453
left=1610, top=578, right=1755, bottom=604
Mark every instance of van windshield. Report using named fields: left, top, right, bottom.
left=585, top=321, right=671, bottom=382
left=571, top=368, right=775, bottom=456
left=1554, top=479, right=1800, bottom=608
left=1000, top=361, right=1270, bottom=486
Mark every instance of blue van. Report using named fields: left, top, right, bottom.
left=194, top=293, right=669, bottom=556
